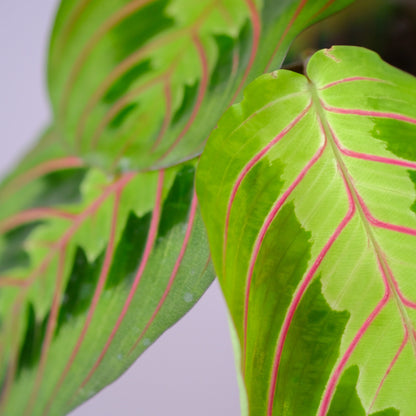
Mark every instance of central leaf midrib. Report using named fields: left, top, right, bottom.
left=308, top=81, right=416, bottom=354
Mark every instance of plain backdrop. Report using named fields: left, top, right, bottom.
left=0, top=1, right=240, bottom=415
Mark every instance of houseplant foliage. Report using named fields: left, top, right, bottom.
left=6, top=0, right=416, bottom=415
left=0, top=129, right=214, bottom=415
left=197, top=46, right=416, bottom=415
left=0, top=0, right=359, bottom=414
left=47, top=0, right=353, bottom=171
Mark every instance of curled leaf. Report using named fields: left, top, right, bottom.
left=48, top=0, right=354, bottom=171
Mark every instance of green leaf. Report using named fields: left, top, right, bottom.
left=0, top=131, right=214, bottom=415
left=196, top=46, right=416, bottom=415
left=48, top=0, right=354, bottom=172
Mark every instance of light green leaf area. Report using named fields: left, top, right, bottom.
left=197, top=46, right=416, bottom=415
left=0, top=132, right=214, bottom=415
left=48, top=0, right=354, bottom=172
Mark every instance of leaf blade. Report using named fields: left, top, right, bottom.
left=197, top=46, right=416, bottom=415
left=0, top=131, right=214, bottom=415
left=48, top=0, right=354, bottom=171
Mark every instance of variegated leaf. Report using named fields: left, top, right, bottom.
left=197, top=46, right=416, bottom=415
left=48, top=0, right=354, bottom=171
left=0, top=129, right=214, bottom=415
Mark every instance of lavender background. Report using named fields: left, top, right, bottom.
left=0, top=1, right=240, bottom=414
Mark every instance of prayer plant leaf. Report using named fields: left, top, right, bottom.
left=0, top=129, right=214, bottom=416
left=196, top=46, right=416, bottom=416
left=48, top=0, right=354, bottom=172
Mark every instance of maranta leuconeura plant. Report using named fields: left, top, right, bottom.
left=3, top=1, right=416, bottom=415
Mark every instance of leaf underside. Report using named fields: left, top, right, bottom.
left=197, top=46, right=416, bottom=415
left=48, top=0, right=354, bottom=172
left=0, top=130, right=214, bottom=415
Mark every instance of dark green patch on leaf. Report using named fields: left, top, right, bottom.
left=109, top=103, right=139, bottom=129
left=0, top=222, right=44, bottom=273
left=276, top=277, right=350, bottom=415
left=105, top=211, right=151, bottom=289
left=110, top=0, right=174, bottom=64
left=370, top=408, right=400, bottom=416
left=236, top=19, right=255, bottom=71
left=157, top=165, right=194, bottom=239
left=56, top=247, right=103, bottom=334
left=327, top=365, right=400, bottom=416
left=239, top=161, right=286, bottom=220
left=408, top=170, right=416, bottom=214
left=327, top=365, right=399, bottom=416
left=328, top=366, right=365, bottom=416
left=245, top=202, right=312, bottom=409
left=372, top=118, right=416, bottom=162
left=29, top=168, right=87, bottom=209
left=17, top=304, right=48, bottom=376
left=103, top=60, right=152, bottom=104
left=253, top=203, right=310, bottom=284
left=209, top=35, right=236, bottom=92
left=171, top=82, right=199, bottom=126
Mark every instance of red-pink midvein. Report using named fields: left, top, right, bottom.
left=128, top=190, right=198, bottom=355
left=42, top=188, right=123, bottom=416
left=318, top=254, right=392, bottom=416
left=264, top=0, right=308, bottom=72
left=157, top=33, right=208, bottom=161
left=319, top=77, right=387, bottom=90
left=366, top=329, right=408, bottom=415
left=323, top=103, right=416, bottom=125
left=244, top=139, right=327, bottom=375
left=74, top=170, right=164, bottom=392
left=267, top=171, right=356, bottom=416
left=230, top=0, right=260, bottom=103
left=223, top=103, right=312, bottom=280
